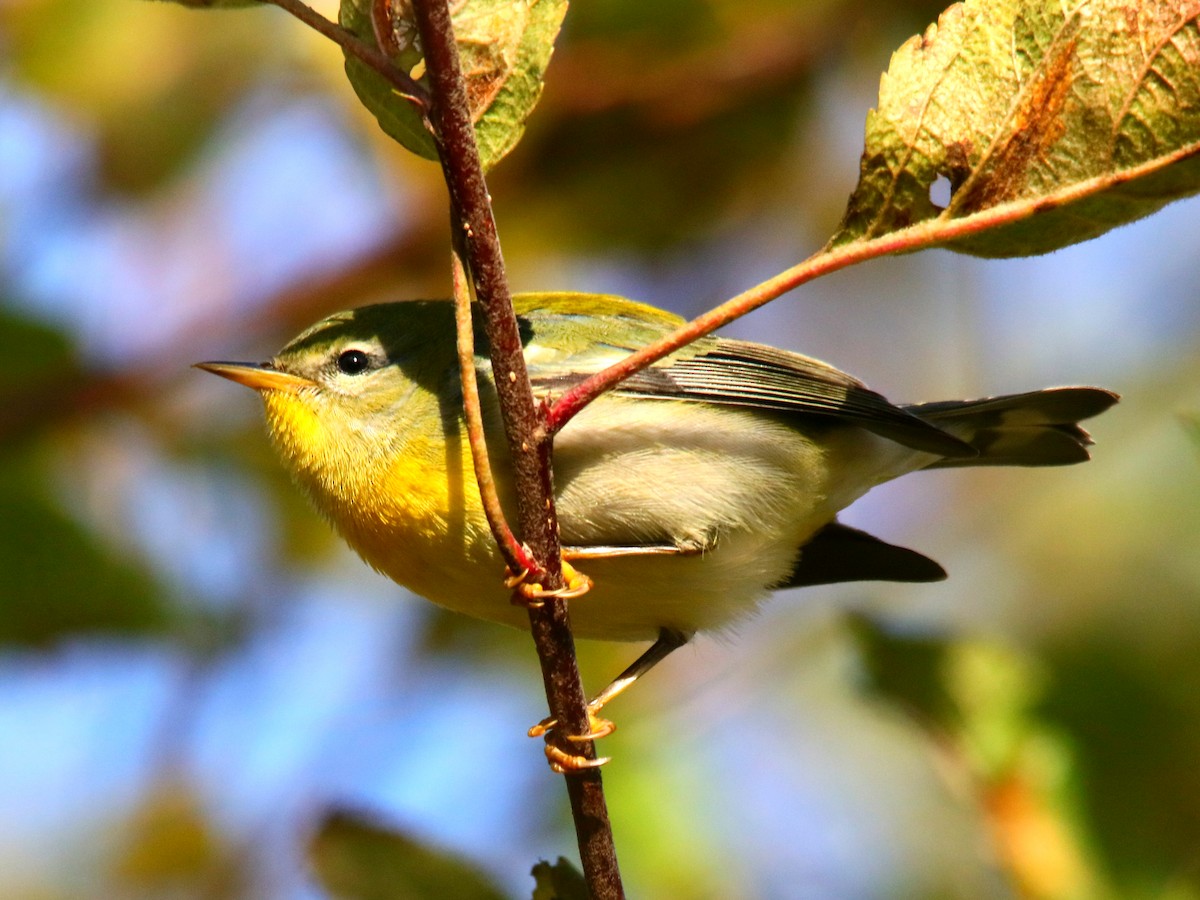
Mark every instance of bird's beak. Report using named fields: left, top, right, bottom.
left=195, top=361, right=314, bottom=393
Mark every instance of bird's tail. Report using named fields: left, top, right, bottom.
left=906, top=387, right=1119, bottom=468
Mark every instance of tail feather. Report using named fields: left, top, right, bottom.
left=906, top=387, right=1119, bottom=468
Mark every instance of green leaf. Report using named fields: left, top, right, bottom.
left=308, top=808, right=509, bottom=900
left=530, top=857, right=587, bottom=900
left=829, top=0, right=1200, bottom=257
left=339, top=0, right=568, bottom=171
left=340, top=0, right=437, bottom=160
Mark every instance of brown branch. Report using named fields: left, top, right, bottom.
left=408, top=1, right=624, bottom=896
left=262, top=0, right=429, bottom=107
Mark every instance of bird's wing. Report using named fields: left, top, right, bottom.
left=530, top=330, right=975, bottom=457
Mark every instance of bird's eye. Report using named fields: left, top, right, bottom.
left=336, top=349, right=371, bottom=375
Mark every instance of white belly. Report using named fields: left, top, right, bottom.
left=544, top=397, right=933, bottom=640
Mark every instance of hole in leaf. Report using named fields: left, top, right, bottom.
left=929, top=174, right=952, bottom=209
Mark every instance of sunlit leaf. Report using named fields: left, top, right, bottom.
left=309, top=808, right=508, bottom=900
left=829, top=0, right=1200, bottom=257
left=340, top=0, right=568, bottom=170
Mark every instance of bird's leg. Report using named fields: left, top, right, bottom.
left=530, top=628, right=691, bottom=773
left=517, top=542, right=699, bottom=771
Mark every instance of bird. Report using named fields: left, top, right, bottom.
left=199, top=292, right=1116, bottom=753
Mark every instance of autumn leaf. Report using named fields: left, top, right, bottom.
left=829, top=0, right=1200, bottom=257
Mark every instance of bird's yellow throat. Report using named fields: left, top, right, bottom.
left=260, top=387, right=496, bottom=605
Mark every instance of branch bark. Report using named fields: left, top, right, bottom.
left=408, top=1, right=624, bottom=896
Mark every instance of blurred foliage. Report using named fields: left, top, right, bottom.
left=309, top=809, right=508, bottom=900
left=1183, top=413, right=1200, bottom=450
left=0, top=0, right=1198, bottom=897
left=0, top=463, right=170, bottom=644
left=5, top=0, right=279, bottom=193
left=110, top=777, right=246, bottom=895
left=501, top=1, right=828, bottom=252
left=850, top=616, right=1103, bottom=899
left=1037, top=641, right=1200, bottom=891
left=530, top=857, right=587, bottom=900
left=0, top=306, right=77, bottom=398
left=0, top=310, right=170, bottom=645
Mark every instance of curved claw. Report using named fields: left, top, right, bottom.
left=509, top=560, right=593, bottom=608
left=545, top=742, right=611, bottom=775
left=568, top=717, right=616, bottom=742
left=503, top=566, right=530, bottom=590
left=528, top=630, right=690, bottom=774
left=528, top=710, right=615, bottom=741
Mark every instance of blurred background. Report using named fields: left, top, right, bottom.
left=1, top=0, right=1198, bottom=897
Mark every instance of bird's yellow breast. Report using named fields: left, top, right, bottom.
left=262, top=389, right=503, bottom=610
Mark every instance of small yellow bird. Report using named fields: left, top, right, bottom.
left=199, top=292, right=1115, bottom=726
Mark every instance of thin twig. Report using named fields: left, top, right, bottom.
left=408, top=1, right=624, bottom=896
left=262, top=0, right=429, bottom=107
left=544, top=136, right=1200, bottom=434
left=450, top=248, right=536, bottom=575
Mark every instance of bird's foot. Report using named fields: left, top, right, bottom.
left=543, top=742, right=611, bottom=775
left=534, top=710, right=616, bottom=774
left=505, top=560, right=592, bottom=608
left=528, top=707, right=616, bottom=741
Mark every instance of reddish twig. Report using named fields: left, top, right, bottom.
left=450, top=248, right=537, bottom=575
left=544, top=137, right=1200, bottom=434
